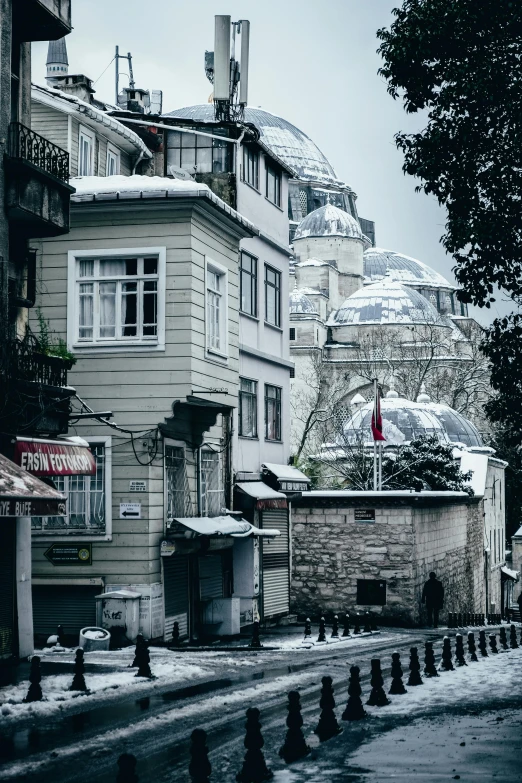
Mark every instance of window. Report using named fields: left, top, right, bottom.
left=289, top=366, right=295, bottom=379
left=206, top=259, right=228, bottom=355
left=78, top=126, right=95, bottom=176
left=165, top=444, right=193, bottom=519
left=31, top=440, right=111, bottom=538
left=289, top=327, right=296, bottom=341
left=266, top=163, right=281, bottom=207
left=106, top=143, right=121, bottom=176
left=201, top=449, right=224, bottom=516
left=265, top=384, right=282, bottom=441
left=68, top=247, right=166, bottom=351
left=265, top=265, right=281, bottom=327
left=166, top=129, right=233, bottom=174
left=357, top=579, right=387, bottom=606
left=239, top=378, right=257, bottom=438
left=240, top=252, right=257, bottom=317
left=243, top=146, right=259, bottom=189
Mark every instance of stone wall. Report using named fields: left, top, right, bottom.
left=291, top=494, right=484, bottom=626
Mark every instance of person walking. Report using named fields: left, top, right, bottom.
left=422, top=572, right=444, bottom=628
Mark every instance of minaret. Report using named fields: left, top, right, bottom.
left=46, top=37, right=68, bottom=83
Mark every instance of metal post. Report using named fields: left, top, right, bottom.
left=373, top=378, right=378, bottom=491
left=378, top=442, right=383, bottom=491
left=115, top=45, right=119, bottom=105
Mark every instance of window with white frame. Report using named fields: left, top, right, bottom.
left=265, top=384, right=282, bottom=441
left=106, top=143, right=121, bottom=176
left=201, top=448, right=224, bottom=516
left=31, top=440, right=111, bottom=537
left=206, top=259, right=228, bottom=355
left=264, top=265, right=281, bottom=327
left=79, top=126, right=95, bottom=176
left=68, top=248, right=166, bottom=350
left=239, top=378, right=258, bottom=438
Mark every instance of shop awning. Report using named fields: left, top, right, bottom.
left=501, top=565, right=519, bottom=581
left=169, top=515, right=281, bottom=538
left=0, top=453, right=66, bottom=517
left=13, top=437, right=96, bottom=476
left=261, top=463, right=311, bottom=493
left=236, top=482, right=287, bottom=501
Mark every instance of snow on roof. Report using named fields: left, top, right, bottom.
left=289, top=289, right=318, bottom=315
left=454, top=449, right=489, bottom=495
left=0, top=453, right=65, bottom=500
left=363, top=247, right=455, bottom=291
left=262, top=463, right=311, bottom=483
left=328, top=279, right=444, bottom=327
left=501, top=566, right=519, bottom=581
left=169, top=515, right=280, bottom=538
left=235, top=482, right=286, bottom=500
left=294, top=204, right=364, bottom=242
left=295, top=258, right=330, bottom=267
left=70, top=176, right=258, bottom=235
left=301, top=490, right=471, bottom=499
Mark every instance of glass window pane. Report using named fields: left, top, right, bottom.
left=79, top=283, right=94, bottom=339
left=167, top=131, right=182, bottom=148
left=99, top=282, right=116, bottom=338
left=181, top=147, right=196, bottom=170
left=182, top=132, right=196, bottom=148
left=99, top=259, right=126, bottom=276
left=196, top=147, right=212, bottom=173
left=166, top=147, right=181, bottom=168
left=143, top=258, right=158, bottom=275
left=79, top=260, right=94, bottom=277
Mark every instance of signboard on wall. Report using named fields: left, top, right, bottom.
left=44, top=543, right=92, bottom=566
left=354, top=508, right=376, bottom=522
left=120, top=503, right=141, bottom=519
left=14, top=440, right=96, bottom=476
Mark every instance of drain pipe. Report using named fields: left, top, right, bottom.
left=132, top=149, right=146, bottom=175
left=196, top=446, right=202, bottom=517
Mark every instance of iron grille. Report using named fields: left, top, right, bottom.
left=166, top=446, right=193, bottom=519
left=8, top=122, right=70, bottom=182
left=8, top=335, right=70, bottom=388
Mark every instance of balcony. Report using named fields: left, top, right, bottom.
left=13, top=0, right=72, bottom=42
left=5, top=123, right=74, bottom=238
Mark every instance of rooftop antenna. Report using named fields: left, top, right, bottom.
left=115, top=46, right=134, bottom=104
left=206, top=16, right=250, bottom=122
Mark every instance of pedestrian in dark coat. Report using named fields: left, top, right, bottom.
left=422, top=572, right=444, bottom=628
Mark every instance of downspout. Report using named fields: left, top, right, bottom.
left=196, top=446, right=202, bottom=517
left=235, top=129, right=246, bottom=213
left=132, top=149, right=146, bottom=175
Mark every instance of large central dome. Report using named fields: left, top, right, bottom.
left=163, top=105, right=344, bottom=186
left=328, top=280, right=443, bottom=326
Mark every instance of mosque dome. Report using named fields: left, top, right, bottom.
left=293, top=203, right=364, bottom=242
left=328, top=279, right=442, bottom=326
left=289, top=288, right=317, bottom=315
left=363, top=247, right=454, bottom=291
left=163, top=105, right=344, bottom=186
left=343, top=392, right=483, bottom=448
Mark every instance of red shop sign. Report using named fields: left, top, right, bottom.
left=14, top=440, right=96, bottom=476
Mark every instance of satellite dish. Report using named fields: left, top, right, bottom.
left=167, top=165, right=194, bottom=181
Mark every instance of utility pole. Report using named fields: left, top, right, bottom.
left=115, top=46, right=134, bottom=104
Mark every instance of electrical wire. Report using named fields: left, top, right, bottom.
left=93, top=56, right=115, bottom=86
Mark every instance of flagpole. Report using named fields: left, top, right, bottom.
left=378, top=441, right=383, bottom=491
left=373, top=378, right=378, bottom=491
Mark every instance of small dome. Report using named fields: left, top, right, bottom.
left=294, top=204, right=364, bottom=242
left=328, top=280, right=442, bottom=326
left=289, top=288, right=317, bottom=315
left=363, top=247, right=454, bottom=291
left=343, top=395, right=483, bottom=448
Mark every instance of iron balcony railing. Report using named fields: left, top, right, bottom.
left=8, top=337, right=71, bottom=388
left=8, top=122, right=69, bottom=182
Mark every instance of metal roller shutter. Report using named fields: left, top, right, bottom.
left=261, top=509, right=289, bottom=618
left=163, top=555, right=189, bottom=640
left=0, top=522, right=16, bottom=658
left=199, top=555, right=224, bottom=600
left=32, top=585, right=98, bottom=638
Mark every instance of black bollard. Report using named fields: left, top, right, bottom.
left=478, top=629, right=489, bottom=657
left=440, top=637, right=454, bottom=671
left=510, top=624, right=519, bottom=649
left=57, top=624, right=66, bottom=647
left=353, top=614, right=361, bottom=634
left=131, top=634, right=146, bottom=667
left=24, top=656, right=43, bottom=703
left=447, top=612, right=454, bottom=629
left=457, top=613, right=463, bottom=628
left=70, top=648, right=87, bottom=691
left=171, top=622, right=181, bottom=648
left=117, top=753, right=138, bottom=783
left=389, top=652, right=407, bottom=694
left=304, top=618, right=312, bottom=639
left=366, top=658, right=390, bottom=706
left=317, top=616, right=326, bottom=643
left=331, top=615, right=339, bottom=639
left=135, top=640, right=153, bottom=678
left=342, top=665, right=367, bottom=721
left=467, top=632, right=478, bottom=662
left=279, top=691, right=310, bottom=763
left=363, top=612, right=372, bottom=633
left=236, top=708, right=273, bottom=782
left=455, top=634, right=467, bottom=666
left=424, top=641, right=439, bottom=677
left=314, top=676, right=342, bottom=742
left=499, top=627, right=509, bottom=651
left=250, top=621, right=263, bottom=649
left=189, top=728, right=211, bottom=783
left=342, top=615, right=350, bottom=637
left=370, top=614, right=378, bottom=631
left=489, top=633, right=498, bottom=654
left=407, top=647, right=423, bottom=685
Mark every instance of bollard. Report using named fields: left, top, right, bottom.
left=304, top=618, right=312, bottom=640
left=363, top=612, right=372, bottom=634
left=389, top=652, right=407, bottom=694
left=189, top=728, right=211, bottom=783
left=70, top=648, right=87, bottom=691
left=279, top=691, right=310, bottom=763
left=366, top=658, right=390, bottom=706
left=457, top=613, right=463, bottom=628
left=135, top=640, right=153, bottom=679
left=407, top=647, right=423, bottom=685
left=342, top=615, right=350, bottom=637
left=314, top=676, right=342, bottom=742
left=440, top=637, right=454, bottom=671
left=510, top=624, right=519, bottom=649
left=331, top=615, right=339, bottom=639
left=342, top=665, right=367, bottom=721
left=57, top=624, right=66, bottom=647
left=236, top=708, right=272, bottom=782
left=317, top=617, right=326, bottom=643
left=489, top=633, right=499, bottom=654
left=478, top=629, right=488, bottom=657
left=131, top=634, right=146, bottom=667
left=171, top=622, right=181, bottom=648
left=250, top=620, right=263, bottom=650
left=424, top=641, right=438, bottom=677
left=447, top=612, right=454, bottom=629
left=353, top=614, right=361, bottom=634
left=499, top=627, right=508, bottom=651
left=370, top=614, right=378, bottom=632
left=116, top=753, right=138, bottom=783
left=455, top=634, right=467, bottom=666
left=24, top=656, right=43, bottom=703
left=467, top=632, right=478, bottom=662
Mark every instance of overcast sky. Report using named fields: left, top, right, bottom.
left=32, top=0, right=505, bottom=324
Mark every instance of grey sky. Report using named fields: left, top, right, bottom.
left=32, top=0, right=505, bottom=324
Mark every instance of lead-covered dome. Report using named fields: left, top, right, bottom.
left=363, top=247, right=454, bottom=290
left=294, top=204, right=364, bottom=242
left=328, top=279, right=442, bottom=326
left=163, top=105, right=344, bottom=186
left=343, top=393, right=483, bottom=448
left=289, top=288, right=317, bottom=314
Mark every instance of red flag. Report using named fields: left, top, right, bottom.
left=371, top=389, right=386, bottom=441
